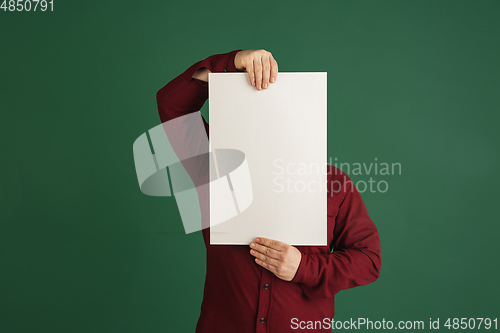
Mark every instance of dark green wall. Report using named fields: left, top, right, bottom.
left=1, top=0, right=499, bottom=332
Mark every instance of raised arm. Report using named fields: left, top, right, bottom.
left=156, top=50, right=241, bottom=124
left=156, top=49, right=279, bottom=124
left=155, top=49, right=279, bottom=232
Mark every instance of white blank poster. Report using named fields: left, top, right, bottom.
left=209, top=73, right=327, bottom=245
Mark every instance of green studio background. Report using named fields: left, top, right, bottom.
left=1, top=1, right=499, bottom=332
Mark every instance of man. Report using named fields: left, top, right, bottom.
left=156, top=49, right=381, bottom=332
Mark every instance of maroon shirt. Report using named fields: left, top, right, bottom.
left=156, top=50, right=381, bottom=333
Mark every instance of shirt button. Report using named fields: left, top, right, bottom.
left=260, top=318, right=266, bottom=324
left=223, top=66, right=229, bottom=72
left=264, top=284, right=269, bottom=289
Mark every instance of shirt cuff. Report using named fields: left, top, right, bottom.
left=291, top=252, right=315, bottom=286
left=204, top=49, right=242, bottom=73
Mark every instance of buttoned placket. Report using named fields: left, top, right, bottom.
left=255, top=267, right=274, bottom=333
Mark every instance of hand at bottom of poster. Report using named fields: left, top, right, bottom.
left=249, top=237, right=302, bottom=281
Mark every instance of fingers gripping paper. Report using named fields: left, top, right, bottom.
left=209, top=73, right=327, bottom=245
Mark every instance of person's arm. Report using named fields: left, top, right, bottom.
left=250, top=172, right=381, bottom=297
left=156, top=49, right=279, bottom=123
left=156, top=50, right=241, bottom=124
left=290, top=176, right=382, bottom=299
left=155, top=49, right=279, bottom=231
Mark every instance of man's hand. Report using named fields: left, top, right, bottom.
left=249, top=237, right=302, bottom=282
left=234, top=50, right=278, bottom=91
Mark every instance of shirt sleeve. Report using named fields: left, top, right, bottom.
left=154, top=50, right=242, bottom=231
left=156, top=49, right=242, bottom=123
left=291, top=177, right=382, bottom=299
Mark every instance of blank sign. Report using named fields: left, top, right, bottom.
left=209, top=72, right=327, bottom=245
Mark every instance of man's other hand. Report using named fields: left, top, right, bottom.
left=249, top=237, right=302, bottom=282
left=234, top=49, right=278, bottom=91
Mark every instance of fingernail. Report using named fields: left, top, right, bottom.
left=264, top=84, right=268, bottom=89
left=271, top=77, right=275, bottom=83
left=257, top=85, right=261, bottom=90
left=252, top=80, right=255, bottom=86
left=250, top=242, right=255, bottom=248
left=256, top=238, right=260, bottom=242
left=250, top=250, right=255, bottom=254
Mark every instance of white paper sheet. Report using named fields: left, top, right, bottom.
left=209, top=73, right=327, bottom=245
